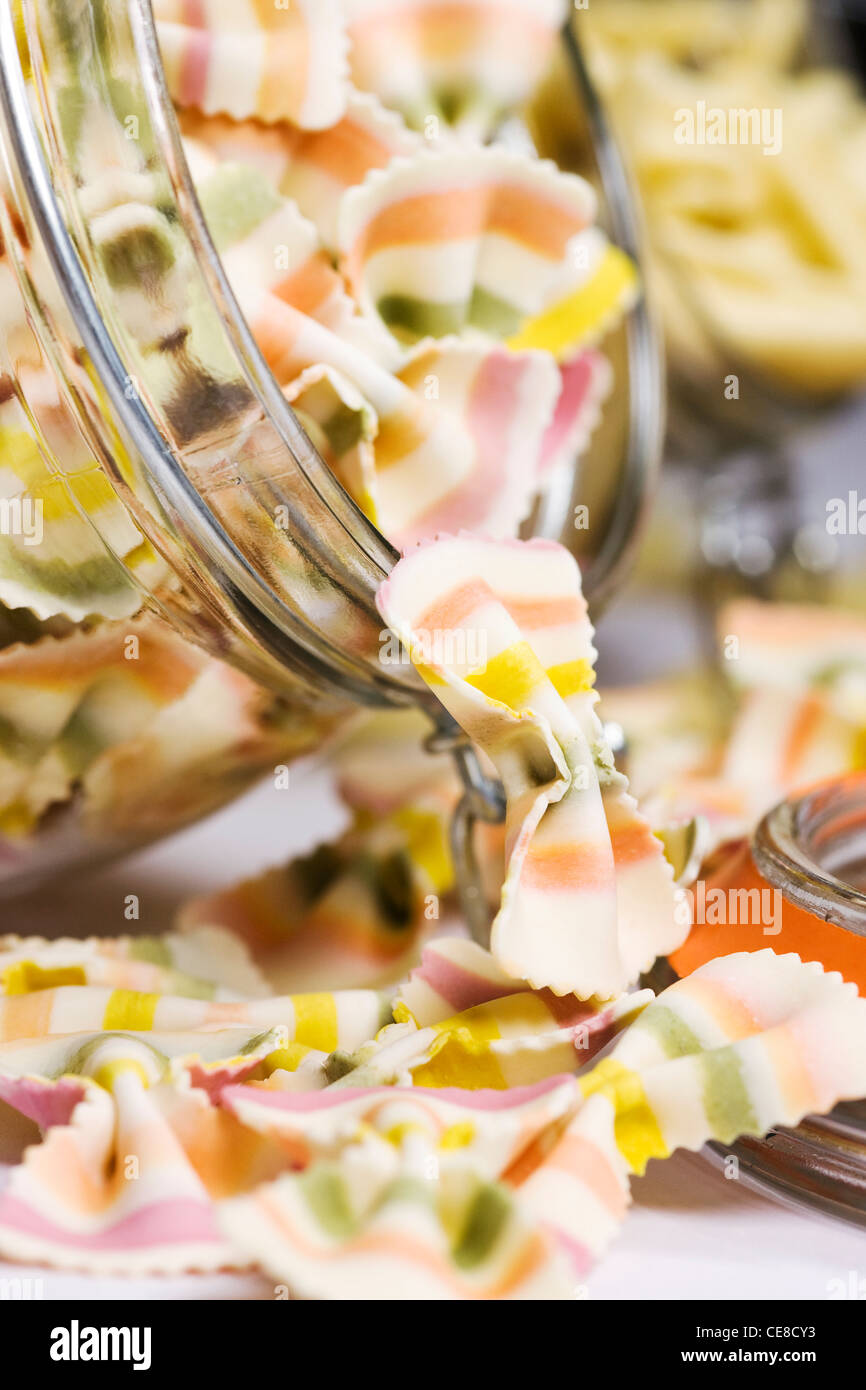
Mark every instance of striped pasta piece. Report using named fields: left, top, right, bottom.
left=0, top=1025, right=288, bottom=1097
left=378, top=534, right=683, bottom=997
left=0, top=618, right=205, bottom=835
left=0, top=925, right=269, bottom=1000
left=343, top=0, right=568, bottom=141
left=191, top=158, right=597, bottom=548
left=389, top=937, right=652, bottom=1088
left=537, top=350, right=612, bottom=483
left=179, top=91, right=419, bottom=250
left=0, top=985, right=390, bottom=1053
left=281, top=343, right=557, bottom=549
left=153, top=0, right=350, bottom=130
left=219, top=1076, right=580, bottom=1299
left=221, top=1150, right=572, bottom=1299
left=207, top=245, right=563, bottom=545
left=0, top=617, right=320, bottom=848
left=221, top=1073, right=581, bottom=1177
left=0, top=1034, right=292, bottom=1274
left=386, top=337, right=560, bottom=547
left=338, top=147, right=598, bottom=348
left=192, top=161, right=384, bottom=354
left=718, top=598, right=866, bottom=698
left=179, top=801, right=455, bottom=994
left=0, top=390, right=164, bottom=623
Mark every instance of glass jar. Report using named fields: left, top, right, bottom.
left=0, top=3, right=661, bottom=898
left=658, top=773, right=866, bottom=1228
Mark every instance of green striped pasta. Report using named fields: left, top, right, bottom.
left=344, top=0, right=568, bottom=141
left=179, top=91, right=419, bottom=251
left=339, top=147, right=598, bottom=347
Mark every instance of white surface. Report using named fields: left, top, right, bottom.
left=1, top=764, right=863, bottom=1302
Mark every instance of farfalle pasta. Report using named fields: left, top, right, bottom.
left=0, top=926, right=269, bottom=1000
left=378, top=534, right=684, bottom=997
left=379, top=937, right=652, bottom=1088
left=222, top=1084, right=580, bottom=1299
left=343, top=0, right=568, bottom=141
left=0, top=1032, right=289, bottom=1273
left=179, top=807, right=454, bottom=993
left=187, top=137, right=617, bottom=546
left=289, top=336, right=559, bottom=547
left=338, top=147, right=597, bottom=345
left=2, top=895, right=865, bottom=1294
left=630, top=600, right=866, bottom=854
left=0, top=928, right=298, bottom=1272
left=0, top=930, right=379, bottom=1271
left=179, top=90, right=419, bottom=251
left=536, top=349, right=612, bottom=485
left=218, top=950, right=866, bottom=1298
left=381, top=339, right=561, bottom=545
left=0, top=619, right=204, bottom=836
left=720, top=599, right=866, bottom=707
left=0, top=371, right=163, bottom=624
left=0, top=984, right=389, bottom=1051
left=153, top=0, right=350, bottom=129
left=0, top=0, right=631, bottom=888
left=0, top=615, right=329, bottom=873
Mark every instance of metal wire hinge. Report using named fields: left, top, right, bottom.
left=425, top=723, right=506, bottom=946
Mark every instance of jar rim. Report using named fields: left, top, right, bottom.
left=753, top=772, right=866, bottom=938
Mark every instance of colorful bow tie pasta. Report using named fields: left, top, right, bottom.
left=0, top=926, right=269, bottom=1000
left=218, top=949, right=866, bottom=1299
left=1, top=0, right=634, bottom=699
left=339, top=147, right=597, bottom=345
left=343, top=0, right=569, bottom=141
left=178, top=91, right=419, bottom=252
left=0, top=616, right=328, bottom=860
left=153, top=0, right=350, bottom=129
left=379, top=535, right=685, bottom=997
left=2, top=900, right=865, bottom=1295
left=621, top=600, right=866, bottom=857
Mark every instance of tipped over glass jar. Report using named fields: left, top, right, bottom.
left=0, top=1, right=660, bottom=897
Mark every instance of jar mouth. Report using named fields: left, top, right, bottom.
left=753, top=773, right=866, bottom=938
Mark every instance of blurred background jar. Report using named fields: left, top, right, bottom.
left=529, top=0, right=866, bottom=682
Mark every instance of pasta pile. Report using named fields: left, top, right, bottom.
left=2, top=914, right=865, bottom=1294
left=3, top=568, right=866, bottom=1296
left=574, top=0, right=866, bottom=396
